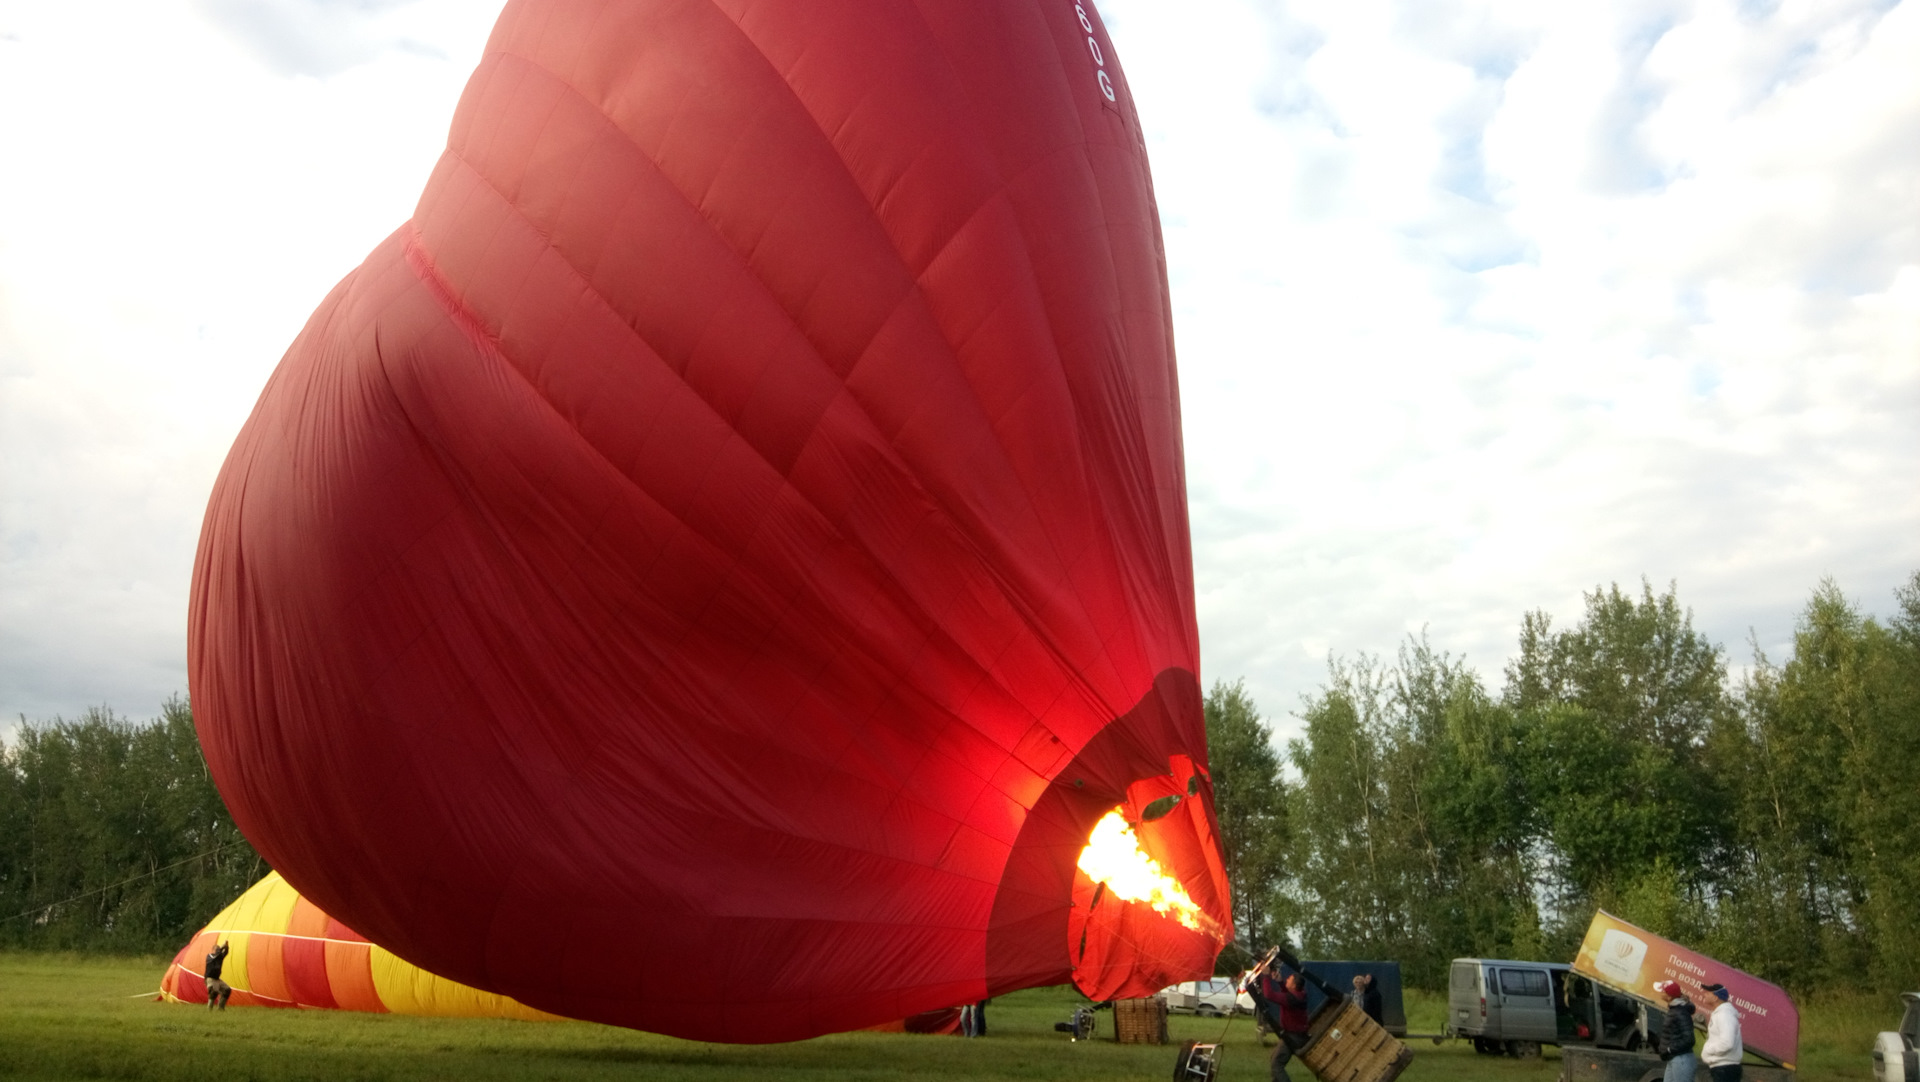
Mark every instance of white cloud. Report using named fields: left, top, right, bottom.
left=197, top=0, right=460, bottom=78
left=1104, top=0, right=1920, bottom=733
left=0, top=0, right=501, bottom=722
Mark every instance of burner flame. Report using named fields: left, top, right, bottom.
left=1075, top=809, right=1215, bottom=933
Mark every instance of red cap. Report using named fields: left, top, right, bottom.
left=1654, top=981, right=1683, bottom=998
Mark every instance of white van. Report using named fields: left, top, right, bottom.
left=1158, top=977, right=1251, bottom=1016
left=1448, top=959, right=1565, bottom=1055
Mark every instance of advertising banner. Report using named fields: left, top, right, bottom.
left=1572, top=910, right=1798, bottom=1068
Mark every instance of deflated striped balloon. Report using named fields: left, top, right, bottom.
left=159, top=872, right=554, bottom=1019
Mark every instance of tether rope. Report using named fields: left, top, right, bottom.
left=0, top=840, right=251, bottom=926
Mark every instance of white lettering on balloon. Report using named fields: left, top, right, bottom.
left=1073, top=3, right=1118, bottom=102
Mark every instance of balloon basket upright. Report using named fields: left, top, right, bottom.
left=1113, top=996, right=1168, bottom=1044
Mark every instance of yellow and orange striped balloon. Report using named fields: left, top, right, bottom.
left=159, top=872, right=555, bottom=1020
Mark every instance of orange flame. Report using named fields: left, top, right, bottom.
left=1075, top=809, right=1216, bottom=934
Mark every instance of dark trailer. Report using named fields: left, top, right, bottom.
left=1275, top=960, right=1406, bottom=1038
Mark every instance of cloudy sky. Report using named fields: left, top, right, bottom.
left=2, top=0, right=1915, bottom=741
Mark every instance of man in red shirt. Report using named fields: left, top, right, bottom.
left=1251, top=969, right=1311, bottom=1081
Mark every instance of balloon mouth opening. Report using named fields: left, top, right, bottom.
left=1065, top=756, right=1228, bottom=999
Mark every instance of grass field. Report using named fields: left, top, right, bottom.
left=0, top=953, right=1893, bottom=1080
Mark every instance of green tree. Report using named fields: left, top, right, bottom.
left=1503, top=580, right=1727, bottom=943
left=0, top=698, right=259, bottom=952
left=1398, top=639, right=1543, bottom=975
left=1288, top=640, right=1546, bottom=985
left=1255, top=569, right=1920, bottom=995
left=1288, top=655, right=1400, bottom=958
left=1518, top=704, right=1709, bottom=946
left=1709, top=575, right=1920, bottom=990
left=1869, top=572, right=1920, bottom=988
left=1506, top=579, right=1726, bottom=753
left=0, top=726, right=24, bottom=927
left=1703, top=654, right=1826, bottom=988
left=1201, top=679, right=1290, bottom=964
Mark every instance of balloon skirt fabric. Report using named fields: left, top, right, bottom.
left=191, top=0, right=1227, bottom=1041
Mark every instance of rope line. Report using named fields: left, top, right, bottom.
left=161, top=960, right=297, bottom=1006
left=0, top=840, right=249, bottom=925
left=190, top=928, right=371, bottom=947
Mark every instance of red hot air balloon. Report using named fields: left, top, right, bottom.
left=190, top=0, right=1227, bottom=1041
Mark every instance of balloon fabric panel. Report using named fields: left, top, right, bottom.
left=190, top=0, right=1225, bottom=1042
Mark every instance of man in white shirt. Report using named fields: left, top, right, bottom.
left=1699, top=981, right=1744, bottom=1082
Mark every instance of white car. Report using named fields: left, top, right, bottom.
left=1159, top=977, right=1253, bottom=1016
left=1873, top=992, right=1919, bottom=1082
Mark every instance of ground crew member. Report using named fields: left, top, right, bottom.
left=1701, top=981, right=1743, bottom=1082
left=204, top=941, right=233, bottom=1011
left=1253, top=969, right=1311, bottom=1082
left=1654, top=980, right=1697, bottom=1082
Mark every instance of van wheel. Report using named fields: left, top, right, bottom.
left=1506, top=1041, right=1541, bottom=1058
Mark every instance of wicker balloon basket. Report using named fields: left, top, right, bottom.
left=1297, top=998, right=1414, bottom=1082
left=1112, top=996, right=1169, bottom=1044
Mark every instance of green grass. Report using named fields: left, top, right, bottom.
left=1790, top=990, right=1902, bottom=1081
left=0, top=953, right=1895, bottom=1080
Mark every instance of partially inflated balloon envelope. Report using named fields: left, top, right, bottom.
left=191, top=0, right=1228, bottom=1041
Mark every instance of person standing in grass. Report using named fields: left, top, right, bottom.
left=1653, top=981, right=1697, bottom=1082
left=1700, top=982, right=1743, bottom=1082
left=203, top=941, right=233, bottom=1011
left=1352, top=973, right=1383, bottom=1025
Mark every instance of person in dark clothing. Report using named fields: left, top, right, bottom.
left=203, top=941, right=233, bottom=1011
left=1653, top=980, right=1697, bottom=1082
left=1244, top=970, right=1275, bottom=1043
left=1252, top=970, right=1310, bottom=1082
left=1246, top=970, right=1274, bottom=1035
left=1353, top=973, right=1384, bottom=1025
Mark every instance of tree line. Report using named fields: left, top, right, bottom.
left=6, top=572, right=1915, bottom=996
left=1205, top=572, right=1920, bottom=995
left=0, top=698, right=261, bottom=953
